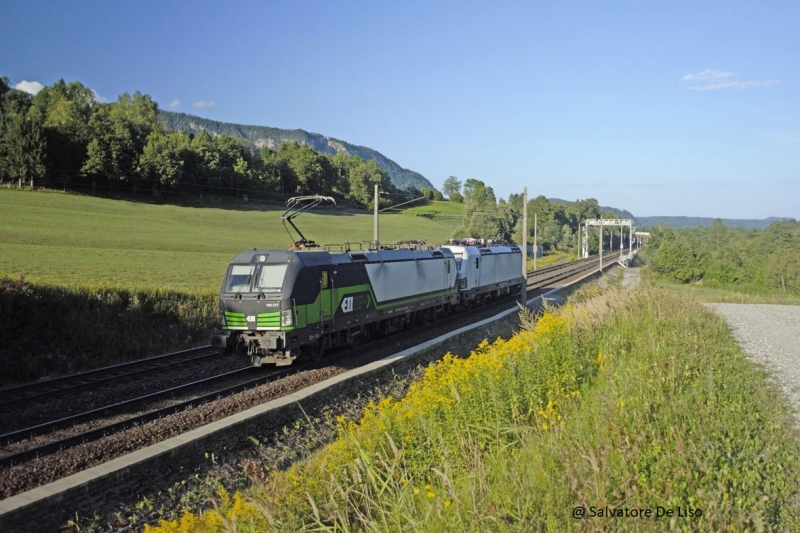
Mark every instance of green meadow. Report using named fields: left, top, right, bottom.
left=0, top=189, right=456, bottom=291
left=657, top=281, right=800, bottom=305
left=399, top=199, right=465, bottom=217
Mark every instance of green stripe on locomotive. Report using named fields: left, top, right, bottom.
left=224, top=311, right=246, bottom=328
left=257, top=311, right=281, bottom=327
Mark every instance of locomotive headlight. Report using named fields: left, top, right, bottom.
left=281, top=309, right=294, bottom=327
left=458, top=278, right=467, bottom=289
left=219, top=310, right=226, bottom=326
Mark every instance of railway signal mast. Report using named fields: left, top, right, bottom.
left=581, top=218, right=634, bottom=269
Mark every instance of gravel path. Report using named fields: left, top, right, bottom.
left=705, top=304, right=800, bottom=423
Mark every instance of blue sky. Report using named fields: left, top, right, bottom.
left=2, top=0, right=798, bottom=219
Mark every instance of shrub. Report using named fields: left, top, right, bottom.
left=0, top=276, right=217, bottom=385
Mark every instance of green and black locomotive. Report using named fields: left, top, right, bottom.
left=211, top=247, right=460, bottom=366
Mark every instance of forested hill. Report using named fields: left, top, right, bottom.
left=636, top=216, right=796, bottom=229
left=160, top=111, right=435, bottom=192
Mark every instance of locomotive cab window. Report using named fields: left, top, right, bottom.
left=445, top=261, right=451, bottom=274
left=321, top=270, right=329, bottom=289
left=254, top=264, right=288, bottom=292
left=224, top=265, right=255, bottom=293
left=475, top=258, right=480, bottom=269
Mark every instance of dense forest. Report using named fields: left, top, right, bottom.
left=648, top=220, right=800, bottom=293
left=160, top=111, right=435, bottom=192
left=0, top=78, right=419, bottom=208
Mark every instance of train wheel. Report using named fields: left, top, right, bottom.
left=360, top=324, right=374, bottom=343
left=235, top=341, right=248, bottom=356
left=308, top=339, right=325, bottom=361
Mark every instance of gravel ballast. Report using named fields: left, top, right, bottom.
left=706, top=303, right=800, bottom=423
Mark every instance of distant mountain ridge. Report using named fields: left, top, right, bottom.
left=634, top=216, right=796, bottom=229
left=547, top=199, right=796, bottom=229
left=159, top=111, right=435, bottom=192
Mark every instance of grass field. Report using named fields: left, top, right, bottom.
left=0, top=189, right=457, bottom=291
left=399, top=200, right=465, bottom=217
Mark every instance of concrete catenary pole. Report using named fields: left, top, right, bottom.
left=599, top=215, right=603, bottom=272
left=374, top=184, right=379, bottom=250
left=629, top=225, right=633, bottom=258
left=533, top=212, right=538, bottom=271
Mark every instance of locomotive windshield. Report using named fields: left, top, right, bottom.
left=254, top=264, right=288, bottom=292
left=223, top=264, right=288, bottom=293
left=224, top=265, right=255, bottom=293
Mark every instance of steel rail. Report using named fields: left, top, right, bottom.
left=527, top=251, right=621, bottom=289
left=0, top=346, right=216, bottom=406
left=0, top=365, right=300, bottom=469
left=0, top=366, right=256, bottom=448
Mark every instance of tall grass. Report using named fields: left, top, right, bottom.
left=146, top=287, right=800, bottom=532
left=657, top=280, right=800, bottom=305
left=0, top=277, right=217, bottom=385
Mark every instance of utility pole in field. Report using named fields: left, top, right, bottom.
left=533, top=212, right=538, bottom=271
left=521, top=187, right=527, bottom=305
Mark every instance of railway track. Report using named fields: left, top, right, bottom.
left=0, top=251, right=621, bottom=472
left=0, top=346, right=218, bottom=408
left=0, top=364, right=300, bottom=468
left=527, top=250, right=622, bottom=288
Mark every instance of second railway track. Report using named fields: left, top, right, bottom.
left=0, top=346, right=219, bottom=408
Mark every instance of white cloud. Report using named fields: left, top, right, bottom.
left=13, top=80, right=44, bottom=95
left=681, top=69, right=734, bottom=83
left=680, top=69, right=779, bottom=91
left=169, top=99, right=181, bottom=108
left=91, top=90, right=109, bottom=103
left=193, top=100, right=216, bottom=109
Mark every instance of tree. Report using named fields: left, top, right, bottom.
left=32, top=79, right=94, bottom=185
left=462, top=179, right=496, bottom=219
left=82, top=104, right=137, bottom=192
left=651, top=236, right=706, bottom=283
left=347, top=157, right=391, bottom=208
left=137, top=131, right=185, bottom=192
left=0, top=82, right=46, bottom=183
left=275, top=142, right=334, bottom=195
left=453, top=179, right=510, bottom=240
left=442, top=176, right=462, bottom=199
left=766, top=249, right=800, bottom=292
left=259, top=147, right=292, bottom=194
